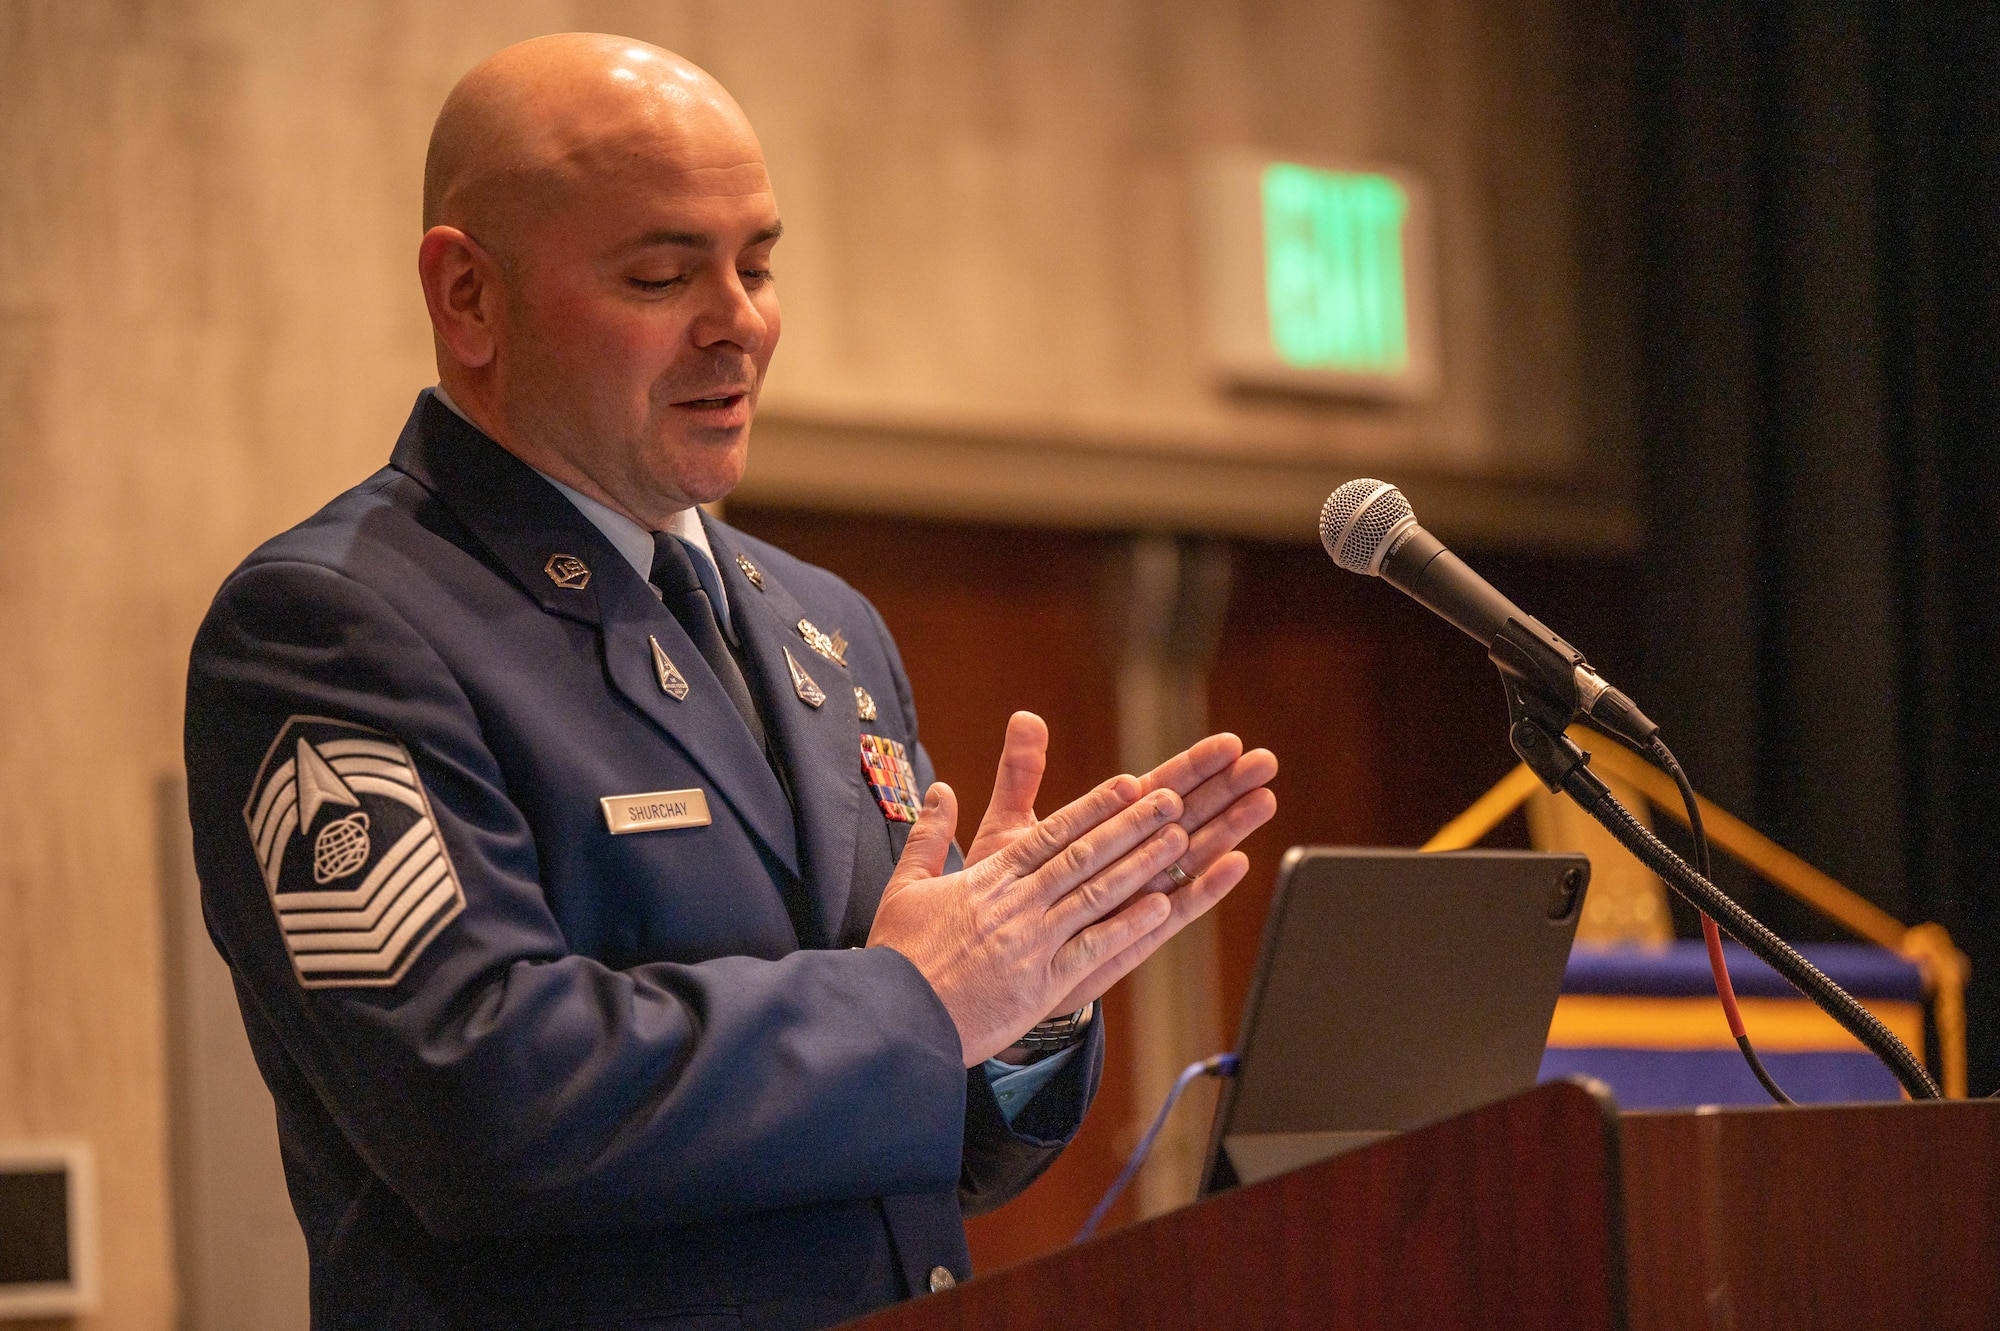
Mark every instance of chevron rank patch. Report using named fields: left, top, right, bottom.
left=242, top=716, right=465, bottom=989
left=860, top=733, right=923, bottom=824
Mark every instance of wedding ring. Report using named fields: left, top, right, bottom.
left=1165, top=861, right=1195, bottom=889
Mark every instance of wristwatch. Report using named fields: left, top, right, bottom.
left=1013, top=1000, right=1095, bottom=1053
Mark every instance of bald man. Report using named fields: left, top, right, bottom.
left=185, top=34, right=1274, bottom=1331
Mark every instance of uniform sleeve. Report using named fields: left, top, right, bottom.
left=186, top=560, right=969, bottom=1241
left=858, top=596, right=1102, bottom=1213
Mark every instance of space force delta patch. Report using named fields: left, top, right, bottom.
left=242, top=717, right=465, bottom=989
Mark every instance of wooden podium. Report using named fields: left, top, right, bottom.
left=847, top=1081, right=1999, bottom=1330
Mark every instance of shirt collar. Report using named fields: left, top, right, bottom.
left=430, top=385, right=724, bottom=608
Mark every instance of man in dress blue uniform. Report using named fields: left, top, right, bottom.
left=184, top=34, right=1277, bottom=1331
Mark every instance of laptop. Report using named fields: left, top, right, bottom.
left=1200, top=847, right=1589, bottom=1194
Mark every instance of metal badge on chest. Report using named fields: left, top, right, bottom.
left=782, top=647, right=827, bottom=708
left=648, top=635, right=690, bottom=701
left=797, top=618, right=847, bottom=667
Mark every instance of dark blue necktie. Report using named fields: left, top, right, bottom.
left=651, top=532, right=814, bottom=941
left=649, top=533, right=767, bottom=752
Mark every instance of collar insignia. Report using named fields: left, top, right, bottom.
left=783, top=647, right=827, bottom=708
left=544, top=554, right=590, bottom=590
left=648, top=636, right=690, bottom=702
left=798, top=619, right=848, bottom=668
left=735, top=553, right=765, bottom=590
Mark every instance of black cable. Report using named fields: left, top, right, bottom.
left=1557, top=758, right=1940, bottom=1101
left=1734, top=1033, right=1796, bottom=1105
left=1645, top=738, right=1711, bottom=881
left=1646, top=737, right=1796, bottom=1107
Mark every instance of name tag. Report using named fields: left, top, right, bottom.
left=601, top=788, right=712, bottom=835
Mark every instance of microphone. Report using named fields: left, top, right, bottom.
left=1319, top=479, right=1657, bottom=747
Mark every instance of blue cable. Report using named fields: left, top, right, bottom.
left=1073, top=1052, right=1239, bottom=1243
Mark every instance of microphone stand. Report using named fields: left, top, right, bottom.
left=1489, top=621, right=1941, bottom=1103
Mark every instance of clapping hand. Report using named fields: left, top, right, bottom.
left=965, top=712, right=1277, bottom=1018
left=866, top=712, right=1277, bottom=1066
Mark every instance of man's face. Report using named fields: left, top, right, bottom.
left=492, top=111, right=782, bottom=514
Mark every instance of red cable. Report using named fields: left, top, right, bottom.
left=1701, top=911, right=1750, bottom=1040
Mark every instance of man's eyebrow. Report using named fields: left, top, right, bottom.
left=627, top=220, right=784, bottom=251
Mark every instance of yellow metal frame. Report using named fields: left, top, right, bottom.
left=1422, top=727, right=1972, bottom=1097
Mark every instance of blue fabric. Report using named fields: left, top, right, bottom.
left=1563, top=939, right=1922, bottom=1001
left=1539, top=1045, right=1904, bottom=1107
left=984, top=1045, right=1081, bottom=1124
left=184, top=391, right=1104, bottom=1331
left=676, top=533, right=739, bottom=643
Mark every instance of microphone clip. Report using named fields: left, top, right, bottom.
left=1490, top=617, right=1582, bottom=719
left=1491, top=616, right=1595, bottom=791
left=1506, top=695, right=1592, bottom=793
left=1490, top=617, right=1660, bottom=755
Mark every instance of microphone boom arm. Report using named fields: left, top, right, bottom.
left=1504, top=698, right=1941, bottom=1102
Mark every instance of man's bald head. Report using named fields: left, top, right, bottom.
left=423, top=34, right=756, bottom=246
left=416, top=32, right=783, bottom=526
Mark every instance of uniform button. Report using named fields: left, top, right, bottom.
left=928, top=1265, right=957, bottom=1293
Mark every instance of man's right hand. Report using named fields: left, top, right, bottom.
left=867, top=775, right=1189, bottom=1066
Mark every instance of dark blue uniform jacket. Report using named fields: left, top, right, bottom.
left=183, top=392, right=1102, bottom=1331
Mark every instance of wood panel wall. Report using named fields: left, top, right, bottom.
left=0, top=2, right=1636, bottom=1324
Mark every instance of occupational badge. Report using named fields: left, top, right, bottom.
left=648, top=635, right=690, bottom=701
left=797, top=618, right=848, bottom=668
left=543, top=553, right=590, bottom=590
left=783, top=647, right=827, bottom=708
left=242, top=716, right=465, bottom=989
left=853, top=685, right=878, bottom=723
left=735, top=552, right=765, bottom=590
left=860, top=734, right=923, bottom=824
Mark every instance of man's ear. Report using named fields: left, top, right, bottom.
left=418, top=226, right=501, bottom=368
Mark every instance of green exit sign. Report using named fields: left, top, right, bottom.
left=1262, top=163, right=1410, bottom=372
left=1196, top=152, right=1437, bottom=400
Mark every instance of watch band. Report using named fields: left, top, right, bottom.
left=1014, top=1000, right=1095, bottom=1053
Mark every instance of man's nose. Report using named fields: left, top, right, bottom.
left=689, top=268, right=768, bottom=354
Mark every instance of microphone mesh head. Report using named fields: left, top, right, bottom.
left=1319, top=480, right=1415, bottom=575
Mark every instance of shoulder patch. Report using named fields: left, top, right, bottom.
left=241, top=716, right=465, bottom=989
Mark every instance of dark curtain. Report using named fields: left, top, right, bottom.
left=1633, top=2, right=2000, bottom=1091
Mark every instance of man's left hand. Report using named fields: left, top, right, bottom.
left=965, top=712, right=1278, bottom=1025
